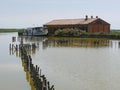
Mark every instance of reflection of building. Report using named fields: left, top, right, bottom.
left=44, top=16, right=110, bottom=34
left=42, top=38, right=110, bottom=48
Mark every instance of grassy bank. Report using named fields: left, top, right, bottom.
left=0, top=29, right=24, bottom=33
left=110, top=30, right=120, bottom=35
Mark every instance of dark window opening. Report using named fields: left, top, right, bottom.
left=79, top=26, right=88, bottom=32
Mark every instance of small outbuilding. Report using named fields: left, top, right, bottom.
left=43, top=16, right=110, bottom=34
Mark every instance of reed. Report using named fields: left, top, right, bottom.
left=0, top=29, right=24, bottom=33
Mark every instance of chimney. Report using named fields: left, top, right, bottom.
left=85, top=15, right=88, bottom=20
left=96, top=16, right=98, bottom=18
left=91, top=16, right=93, bottom=19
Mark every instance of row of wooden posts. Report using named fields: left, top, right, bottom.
left=9, top=43, right=37, bottom=51
left=10, top=37, right=55, bottom=90
left=20, top=46, right=54, bottom=90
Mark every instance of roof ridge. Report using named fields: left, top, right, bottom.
left=52, top=18, right=97, bottom=20
left=44, top=18, right=105, bottom=25
left=52, top=18, right=84, bottom=21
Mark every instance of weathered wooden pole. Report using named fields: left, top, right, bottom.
left=12, top=37, right=16, bottom=42
left=16, top=44, right=18, bottom=51
left=9, top=44, right=12, bottom=50
left=47, top=81, right=50, bottom=90
left=50, top=85, right=54, bottom=90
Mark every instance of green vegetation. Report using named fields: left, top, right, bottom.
left=54, top=28, right=120, bottom=39
left=54, top=28, right=104, bottom=37
left=54, top=28, right=86, bottom=37
left=109, top=30, right=120, bottom=35
left=0, top=29, right=24, bottom=33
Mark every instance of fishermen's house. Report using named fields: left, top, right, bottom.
left=44, top=16, right=110, bottom=34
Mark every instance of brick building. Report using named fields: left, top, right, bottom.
left=43, top=16, right=110, bottom=34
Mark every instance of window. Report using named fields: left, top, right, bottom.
left=79, top=26, right=88, bottom=32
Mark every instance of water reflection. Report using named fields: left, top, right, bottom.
left=21, top=58, right=36, bottom=90
left=18, top=36, right=46, bottom=43
left=9, top=35, right=120, bottom=90
left=0, top=33, right=30, bottom=90
left=9, top=42, right=39, bottom=56
left=42, top=38, right=111, bottom=49
left=15, top=36, right=120, bottom=52
left=9, top=37, right=37, bottom=90
left=10, top=36, right=55, bottom=90
left=10, top=37, right=102, bottom=56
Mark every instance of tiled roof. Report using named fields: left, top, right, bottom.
left=44, top=18, right=98, bottom=25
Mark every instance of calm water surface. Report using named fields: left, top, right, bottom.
left=0, top=33, right=30, bottom=90
left=1, top=33, right=120, bottom=90
left=31, top=38, right=120, bottom=90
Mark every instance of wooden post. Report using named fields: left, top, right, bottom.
left=16, top=44, right=18, bottom=51
left=12, top=37, right=16, bottom=42
left=12, top=44, right=14, bottom=49
left=48, top=81, right=50, bottom=90
left=39, top=69, right=42, bottom=77
left=50, top=85, right=54, bottom=90
left=9, top=44, right=11, bottom=50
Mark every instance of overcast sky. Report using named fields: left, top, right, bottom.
left=0, top=0, right=120, bottom=29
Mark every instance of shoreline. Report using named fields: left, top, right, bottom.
left=1, top=29, right=120, bottom=40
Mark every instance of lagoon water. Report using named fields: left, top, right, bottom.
left=0, top=33, right=30, bottom=90
left=1, top=32, right=120, bottom=90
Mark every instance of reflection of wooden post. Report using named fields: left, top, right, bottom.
left=9, top=44, right=11, bottom=50
left=16, top=44, right=18, bottom=51
left=12, top=37, right=16, bottom=42
left=16, top=49, right=18, bottom=57
left=21, top=37, right=23, bottom=45
left=12, top=44, right=14, bottom=49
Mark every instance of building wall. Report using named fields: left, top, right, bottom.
left=88, top=24, right=110, bottom=33
left=88, top=19, right=110, bottom=33
left=44, top=19, right=110, bottom=34
left=44, top=25, right=79, bottom=34
left=45, top=24, right=110, bottom=34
